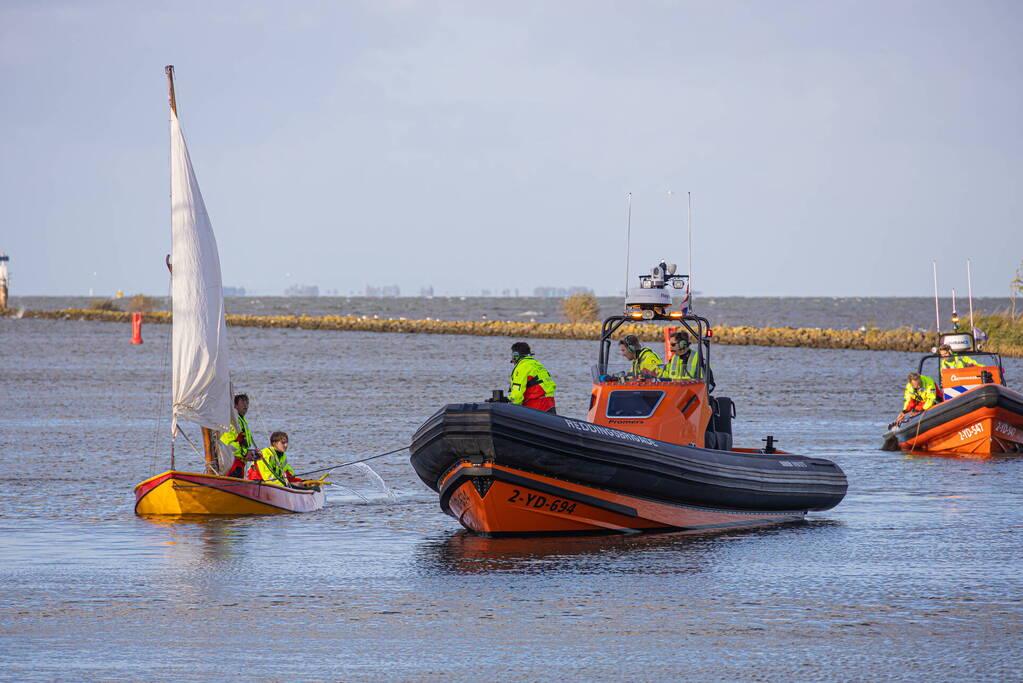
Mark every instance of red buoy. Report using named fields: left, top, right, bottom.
left=130, top=312, right=143, bottom=344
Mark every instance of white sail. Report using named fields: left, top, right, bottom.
left=170, top=109, right=231, bottom=436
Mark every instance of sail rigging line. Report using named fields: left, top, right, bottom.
left=294, top=445, right=411, bottom=477
left=174, top=423, right=205, bottom=460
left=222, top=326, right=279, bottom=460
left=149, top=278, right=176, bottom=475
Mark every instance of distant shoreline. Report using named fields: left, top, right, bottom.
left=13, top=308, right=1022, bottom=357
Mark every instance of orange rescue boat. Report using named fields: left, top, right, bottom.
left=411, top=262, right=847, bottom=536
left=882, top=330, right=1023, bottom=456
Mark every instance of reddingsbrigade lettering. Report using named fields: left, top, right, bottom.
left=562, top=418, right=656, bottom=446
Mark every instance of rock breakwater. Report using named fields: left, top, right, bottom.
left=20, top=308, right=1023, bottom=356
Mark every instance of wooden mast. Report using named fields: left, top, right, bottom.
left=167, top=65, right=177, bottom=472
left=168, top=64, right=219, bottom=474
left=166, top=65, right=177, bottom=116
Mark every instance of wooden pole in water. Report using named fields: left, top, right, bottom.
left=0, top=253, right=10, bottom=310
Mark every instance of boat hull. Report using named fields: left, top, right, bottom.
left=882, top=384, right=1023, bottom=456
left=411, top=403, right=847, bottom=536
left=134, top=470, right=325, bottom=515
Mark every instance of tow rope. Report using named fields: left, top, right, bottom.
left=295, top=445, right=410, bottom=478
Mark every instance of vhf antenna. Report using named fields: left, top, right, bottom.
left=932, top=261, right=940, bottom=331
left=967, top=259, right=975, bottom=333
left=688, top=191, right=693, bottom=313
left=624, top=192, right=633, bottom=300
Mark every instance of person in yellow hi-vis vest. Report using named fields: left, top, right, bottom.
left=937, top=344, right=981, bottom=370
left=662, top=331, right=705, bottom=380
left=219, top=393, right=257, bottom=478
left=619, top=335, right=662, bottom=378
left=248, top=431, right=315, bottom=488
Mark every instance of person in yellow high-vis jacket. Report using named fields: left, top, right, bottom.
left=508, top=342, right=557, bottom=413
left=937, top=344, right=982, bottom=370
left=662, top=331, right=704, bottom=380
left=247, top=431, right=314, bottom=488
left=219, top=393, right=257, bottom=477
left=895, top=372, right=937, bottom=425
left=619, top=335, right=662, bottom=378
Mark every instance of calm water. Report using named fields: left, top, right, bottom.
left=10, top=294, right=1014, bottom=330
left=2, top=317, right=1021, bottom=681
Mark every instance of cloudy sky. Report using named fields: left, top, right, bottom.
left=2, top=0, right=1021, bottom=296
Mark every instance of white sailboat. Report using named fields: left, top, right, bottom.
left=134, top=66, right=324, bottom=515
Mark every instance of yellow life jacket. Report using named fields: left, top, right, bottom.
left=256, top=446, right=295, bottom=486
left=663, top=349, right=702, bottom=380
left=940, top=355, right=980, bottom=370
left=631, top=348, right=662, bottom=377
left=903, top=375, right=937, bottom=411
left=219, top=413, right=254, bottom=459
left=509, top=356, right=556, bottom=405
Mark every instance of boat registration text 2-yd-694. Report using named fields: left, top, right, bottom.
left=507, top=489, right=578, bottom=514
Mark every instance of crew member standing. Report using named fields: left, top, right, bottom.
left=508, top=342, right=557, bottom=413
left=219, top=393, right=256, bottom=478
left=619, top=335, right=662, bottom=378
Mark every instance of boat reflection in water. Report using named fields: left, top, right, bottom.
left=417, top=521, right=839, bottom=575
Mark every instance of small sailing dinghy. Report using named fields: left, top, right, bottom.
left=134, top=66, right=323, bottom=515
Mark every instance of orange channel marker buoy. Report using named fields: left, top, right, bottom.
left=130, top=312, right=143, bottom=344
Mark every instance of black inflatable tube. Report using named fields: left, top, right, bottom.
left=411, top=403, right=847, bottom=513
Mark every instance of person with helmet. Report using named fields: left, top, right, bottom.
left=619, top=335, right=662, bottom=378
left=937, top=344, right=981, bottom=370
left=895, top=372, right=938, bottom=425
left=662, top=331, right=704, bottom=380
left=219, top=393, right=258, bottom=478
left=508, top=342, right=557, bottom=413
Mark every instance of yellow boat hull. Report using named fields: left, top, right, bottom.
left=134, top=470, right=325, bottom=516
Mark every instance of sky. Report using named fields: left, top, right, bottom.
left=1, top=0, right=1021, bottom=297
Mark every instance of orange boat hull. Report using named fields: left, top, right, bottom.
left=134, top=470, right=325, bottom=515
left=439, top=463, right=805, bottom=536
left=898, top=408, right=1023, bottom=457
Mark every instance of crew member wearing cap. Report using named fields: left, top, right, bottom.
left=895, top=372, right=937, bottom=425
left=662, top=331, right=704, bottom=380
left=508, top=342, right=557, bottom=413
left=619, top=335, right=662, bottom=378
left=937, top=344, right=981, bottom=370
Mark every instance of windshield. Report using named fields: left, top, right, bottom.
left=591, top=362, right=665, bottom=383
left=606, top=390, right=665, bottom=418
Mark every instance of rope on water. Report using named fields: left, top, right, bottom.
left=295, top=445, right=410, bottom=477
